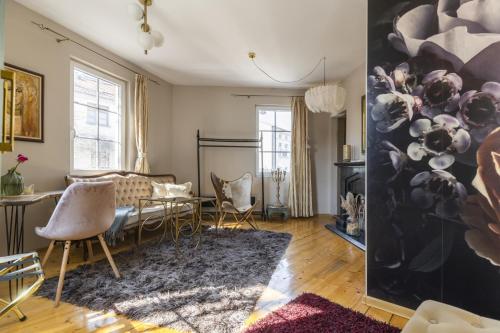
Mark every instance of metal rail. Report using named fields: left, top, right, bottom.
left=196, top=129, right=265, bottom=219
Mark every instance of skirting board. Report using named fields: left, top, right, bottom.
left=363, top=295, right=415, bottom=319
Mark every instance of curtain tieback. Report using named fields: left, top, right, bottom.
left=137, top=152, right=148, bottom=158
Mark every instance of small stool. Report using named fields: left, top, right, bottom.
left=266, top=205, right=289, bottom=221
left=401, top=300, right=500, bottom=332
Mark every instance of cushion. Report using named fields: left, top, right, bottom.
left=152, top=181, right=192, bottom=198
left=227, top=174, right=252, bottom=211
left=402, top=300, right=500, bottom=333
left=165, top=182, right=192, bottom=198
left=152, top=181, right=168, bottom=198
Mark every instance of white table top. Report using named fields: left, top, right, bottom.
left=0, top=190, right=64, bottom=206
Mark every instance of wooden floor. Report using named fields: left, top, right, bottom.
left=0, top=215, right=408, bottom=332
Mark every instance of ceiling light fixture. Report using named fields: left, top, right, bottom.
left=128, top=0, right=164, bottom=55
left=248, top=52, right=346, bottom=116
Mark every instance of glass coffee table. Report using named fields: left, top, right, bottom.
left=137, top=196, right=216, bottom=252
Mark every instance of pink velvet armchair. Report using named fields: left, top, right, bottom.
left=35, top=181, right=121, bottom=306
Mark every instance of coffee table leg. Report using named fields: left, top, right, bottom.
left=175, top=203, right=180, bottom=256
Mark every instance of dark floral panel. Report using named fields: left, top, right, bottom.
left=367, top=0, right=500, bottom=319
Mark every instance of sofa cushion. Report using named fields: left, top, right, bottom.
left=66, top=172, right=175, bottom=207
left=402, top=300, right=500, bottom=333
left=165, top=182, right=192, bottom=198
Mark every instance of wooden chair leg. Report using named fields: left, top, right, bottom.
left=55, top=240, right=71, bottom=307
left=86, top=240, right=94, bottom=261
left=97, top=234, right=120, bottom=279
left=217, top=212, right=226, bottom=231
left=248, top=213, right=258, bottom=230
left=41, top=240, right=55, bottom=267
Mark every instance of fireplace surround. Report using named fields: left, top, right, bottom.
left=325, top=161, right=365, bottom=250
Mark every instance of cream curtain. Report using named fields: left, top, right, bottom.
left=288, top=97, right=313, bottom=217
left=134, top=74, right=150, bottom=173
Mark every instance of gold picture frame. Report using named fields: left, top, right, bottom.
left=361, top=94, right=366, bottom=154
left=5, top=64, right=44, bottom=142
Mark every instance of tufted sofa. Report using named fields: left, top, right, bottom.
left=65, top=171, right=192, bottom=231
left=402, top=300, right=500, bottom=333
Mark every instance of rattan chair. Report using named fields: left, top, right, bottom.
left=210, top=172, right=258, bottom=230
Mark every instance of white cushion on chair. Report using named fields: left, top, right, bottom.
left=402, top=300, right=500, bottom=333
left=226, top=173, right=252, bottom=211
left=221, top=201, right=253, bottom=213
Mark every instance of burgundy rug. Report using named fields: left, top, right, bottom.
left=244, top=293, right=401, bottom=333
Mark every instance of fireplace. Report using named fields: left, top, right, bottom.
left=325, top=161, right=365, bottom=250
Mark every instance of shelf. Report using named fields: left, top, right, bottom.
left=334, top=161, right=365, bottom=167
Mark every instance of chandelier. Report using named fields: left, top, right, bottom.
left=248, top=52, right=346, bottom=116
left=128, top=0, right=164, bottom=54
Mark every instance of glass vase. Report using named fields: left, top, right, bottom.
left=1, top=170, right=24, bottom=196
left=346, top=216, right=361, bottom=237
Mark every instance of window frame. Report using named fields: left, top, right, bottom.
left=70, top=61, right=127, bottom=173
left=256, top=105, right=292, bottom=176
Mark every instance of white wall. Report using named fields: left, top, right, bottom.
left=170, top=86, right=336, bottom=215
left=309, top=112, right=334, bottom=214
left=327, top=63, right=366, bottom=215
left=1, top=1, right=173, bottom=254
left=344, top=64, right=366, bottom=161
left=169, top=78, right=365, bottom=216
left=170, top=86, right=303, bottom=211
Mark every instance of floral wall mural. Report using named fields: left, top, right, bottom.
left=367, top=0, right=500, bottom=318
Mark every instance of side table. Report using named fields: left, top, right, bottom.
left=266, top=204, right=289, bottom=221
left=0, top=191, right=63, bottom=299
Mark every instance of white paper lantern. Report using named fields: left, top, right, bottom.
left=128, top=3, right=143, bottom=21
left=305, top=84, right=346, bottom=117
left=151, top=30, right=164, bottom=47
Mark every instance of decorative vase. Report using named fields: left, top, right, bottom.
left=343, top=144, right=352, bottom=162
left=1, top=170, right=24, bottom=196
left=346, top=216, right=361, bottom=237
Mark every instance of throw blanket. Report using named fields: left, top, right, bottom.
left=105, top=206, right=135, bottom=246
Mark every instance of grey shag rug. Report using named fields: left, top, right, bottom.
left=38, top=229, right=291, bottom=333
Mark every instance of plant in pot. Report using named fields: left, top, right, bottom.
left=1, top=154, right=29, bottom=196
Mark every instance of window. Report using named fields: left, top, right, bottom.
left=257, top=105, right=292, bottom=174
left=71, top=62, right=125, bottom=171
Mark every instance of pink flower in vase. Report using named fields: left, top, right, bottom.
left=17, top=154, right=28, bottom=163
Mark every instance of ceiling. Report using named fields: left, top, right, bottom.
left=15, top=0, right=367, bottom=88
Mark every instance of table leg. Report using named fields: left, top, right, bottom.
left=175, top=203, right=182, bottom=256
left=4, top=205, right=26, bottom=300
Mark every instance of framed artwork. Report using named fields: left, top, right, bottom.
left=361, top=94, right=366, bottom=154
left=5, top=63, right=44, bottom=142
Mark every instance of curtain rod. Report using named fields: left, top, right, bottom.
left=231, top=93, right=304, bottom=98
left=31, top=21, right=161, bottom=86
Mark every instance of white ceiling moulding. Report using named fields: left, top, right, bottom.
left=248, top=52, right=346, bottom=117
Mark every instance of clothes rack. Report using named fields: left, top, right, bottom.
left=196, top=129, right=265, bottom=219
